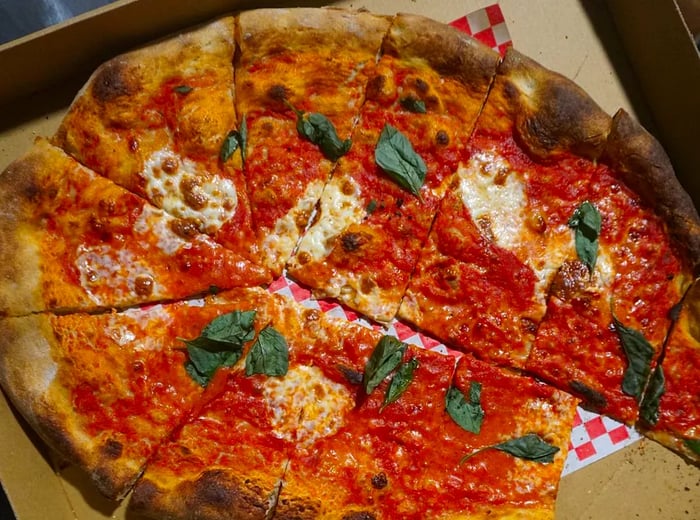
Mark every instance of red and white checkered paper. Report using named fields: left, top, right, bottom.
left=270, top=3, right=640, bottom=477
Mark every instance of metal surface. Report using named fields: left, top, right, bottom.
left=0, top=0, right=115, bottom=44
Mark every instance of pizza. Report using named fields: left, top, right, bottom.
left=0, top=6, right=698, bottom=520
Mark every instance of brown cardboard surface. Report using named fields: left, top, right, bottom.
left=0, top=1, right=698, bottom=519
left=608, top=0, right=700, bottom=206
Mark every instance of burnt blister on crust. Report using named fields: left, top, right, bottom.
left=499, top=48, right=612, bottom=161
left=193, top=470, right=269, bottom=518
left=102, top=439, right=123, bottom=459
left=91, top=59, right=138, bottom=103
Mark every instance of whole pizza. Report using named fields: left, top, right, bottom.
left=0, top=8, right=698, bottom=520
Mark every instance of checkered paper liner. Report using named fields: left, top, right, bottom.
left=268, top=4, right=642, bottom=476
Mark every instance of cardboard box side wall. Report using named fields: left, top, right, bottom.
left=0, top=1, right=698, bottom=519
left=608, top=0, right=700, bottom=206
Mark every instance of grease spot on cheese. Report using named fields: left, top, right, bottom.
left=263, top=365, right=353, bottom=446
left=132, top=205, right=191, bottom=256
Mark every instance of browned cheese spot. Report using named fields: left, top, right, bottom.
left=134, top=274, right=154, bottom=296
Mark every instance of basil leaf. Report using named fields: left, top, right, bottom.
left=239, top=114, right=248, bottom=165
left=460, top=433, right=559, bottom=465
left=568, top=201, right=601, bottom=272
left=684, top=438, right=700, bottom=456
left=493, top=434, right=560, bottom=463
left=381, top=358, right=419, bottom=410
left=245, top=325, right=289, bottom=377
left=185, top=345, right=242, bottom=387
left=446, top=382, right=484, bottom=434
left=296, top=111, right=351, bottom=161
left=639, top=365, right=665, bottom=426
left=220, top=130, right=240, bottom=163
left=363, top=336, right=407, bottom=394
left=400, top=96, right=427, bottom=114
left=613, top=316, right=655, bottom=400
left=182, top=310, right=256, bottom=386
left=173, top=85, right=193, bottom=94
left=375, top=124, right=427, bottom=198
left=219, top=118, right=247, bottom=164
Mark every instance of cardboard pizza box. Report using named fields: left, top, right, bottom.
left=0, top=1, right=698, bottom=519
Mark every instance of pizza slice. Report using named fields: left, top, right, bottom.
left=275, top=343, right=578, bottom=519
left=129, top=287, right=383, bottom=519
left=0, top=286, right=288, bottom=501
left=400, top=48, right=696, bottom=384
left=0, top=139, right=270, bottom=317
left=287, top=13, right=499, bottom=322
left=525, top=111, right=698, bottom=422
left=235, top=8, right=391, bottom=276
left=52, top=17, right=262, bottom=266
left=398, top=48, right=611, bottom=367
left=0, top=300, right=205, bottom=499
left=638, top=279, right=700, bottom=463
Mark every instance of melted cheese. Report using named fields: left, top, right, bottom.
left=142, top=147, right=238, bottom=234
left=262, top=179, right=325, bottom=271
left=457, top=152, right=527, bottom=252
left=75, top=244, right=155, bottom=305
left=293, top=176, right=365, bottom=263
left=133, top=205, right=191, bottom=255
left=455, top=151, right=575, bottom=303
left=263, top=365, right=353, bottom=447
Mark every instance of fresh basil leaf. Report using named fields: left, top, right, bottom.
left=375, top=124, right=427, bottom=198
left=182, top=310, right=257, bottom=386
left=219, top=119, right=247, bottom=164
left=568, top=201, right=601, bottom=272
left=381, top=358, right=419, bottom=410
left=296, top=111, right=351, bottom=161
left=220, top=130, right=240, bottom=163
left=613, top=316, right=655, bottom=400
left=446, top=382, right=484, bottom=434
left=173, top=85, right=193, bottom=94
left=239, top=114, right=248, bottom=165
left=363, top=335, right=407, bottom=394
left=202, top=310, right=256, bottom=344
left=640, top=365, right=665, bottom=426
left=400, top=96, right=427, bottom=114
left=684, top=438, right=700, bottom=456
left=493, top=434, right=560, bottom=463
left=460, top=433, right=559, bottom=465
left=245, top=325, right=289, bottom=377
left=185, top=344, right=242, bottom=387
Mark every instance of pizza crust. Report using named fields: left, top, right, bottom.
left=131, top=470, right=280, bottom=520
left=491, top=48, right=612, bottom=160
left=0, top=145, right=47, bottom=316
left=384, top=13, right=499, bottom=98
left=0, top=314, right=141, bottom=498
left=604, top=109, right=700, bottom=271
left=236, top=7, right=391, bottom=58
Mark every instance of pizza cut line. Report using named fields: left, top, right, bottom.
left=0, top=7, right=698, bottom=520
